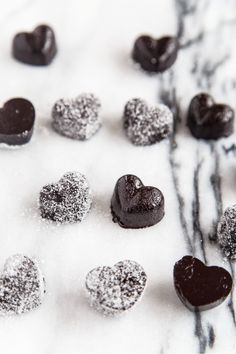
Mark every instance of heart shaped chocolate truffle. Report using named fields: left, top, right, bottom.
left=132, top=35, right=178, bottom=73
left=187, top=93, right=234, bottom=139
left=217, top=205, right=236, bottom=259
left=86, top=260, right=147, bottom=315
left=52, top=93, right=102, bottom=141
left=123, top=98, right=173, bottom=146
left=111, top=174, right=164, bottom=229
left=39, top=171, right=92, bottom=223
left=174, top=256, right=232, bottom=311
left=0, top=254, right=45, bottom=316
left=0, top=98, right=35, bottom=146
left=12, top=24, right=57, bottom=66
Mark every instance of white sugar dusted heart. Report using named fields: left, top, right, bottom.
left=217, top=204, right=236, bottom=258
left=123, top=98, right=173, bottom=145
left=52, top=93, right=102, bottom=140
left=85, top=260, right=147, bottom=315
left=39, top=171, right=92, bottom=223
left=0, top=254, right=45, bottom=316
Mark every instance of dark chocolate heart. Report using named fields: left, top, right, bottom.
left=174, top=256, right=233, bottom=311
left=111, top=174, right=164, bottom=229
left=12, top=24, right=57, bottom=66
left=0, top=98, right=35, bottom=146
left=132, top=35, right=178, bottom=73
left=187, top=93, right=234, bottom=139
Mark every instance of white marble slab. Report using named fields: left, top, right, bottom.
left=0, top=0, right=236, bottom=353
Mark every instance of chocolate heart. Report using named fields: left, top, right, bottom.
left=12, top=24, right=57, bottom=66
left=132, top=35, right=178, bottom=73
left=111, top=174, right=164, bottom=229
left=123, top=98, right=173, bottom=146
left=174, top=256, right=232, bottom=311
left=85, top=260, right=147, bottom=315
left=0, top=254, right=45, bottom=315
left=39, top=171, right=92, bottom=223
left=187, top=93, right=234, bottom=139
left=52, top=93, right=102, bottom=141
left=0, top=98, right=35, bottom=146
left=217, top=204, right=236, bottom=259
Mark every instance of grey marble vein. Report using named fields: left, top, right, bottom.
left=157, top=0, right=236, bottom=352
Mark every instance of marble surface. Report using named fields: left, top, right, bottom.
left=0, top=0, right=236, bottom=353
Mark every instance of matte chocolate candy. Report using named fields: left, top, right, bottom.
left=52, top=93, right=102, bottom=140
left=86, top=260, right=147, bottom=316
left=0, top=98, right=35, bottom=146
left=111, top=174, right=164, bottom=229
left=123, top=98, right=173, bottom=146
left=217, top=205, right=236, bottom=259
left=0, top=254, right=45, bottom=316
left=187, top=93, right=234, bottom=140
left=174, top=256, right=232, bottom=311
left=132, top=35, right=178, bottom=73
left=40, top=172, right=92, bottom=224
left=13, top=24, right=57, bottom=66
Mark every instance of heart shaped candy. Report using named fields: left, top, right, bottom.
left=86, top=260, right=147, bottom=315
left=111, top=174, right=164, bottom=229
left=123, top=98, right=173, bottom=146
left=217, top=205, right=236, bottom=259
left=187, top=93, right=234, bottom=139
left=0, top=254, right=45, bottom=316
left=0, top=98, right=35, bottom=146
left=132, top=35, right=178, bottom=73
left=52, top=93, right=102, bottom=141
left=174, top=256, right=232, bottom=311
left=39, top=171, right=92, bottom=223
left=12, top=24, right=57, bottom=66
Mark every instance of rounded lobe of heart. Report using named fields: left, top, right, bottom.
left=85, top=260, right=147, bottom=315
left=111, top=174, right=164, bottom=228
left=0, top=98, right=35, bottom=145
left=174, top=256, right=233, bottom=311
left=132, top=35, right=178, bottom=73
left=187, top=93, right=234, bottom=139
left=12, top=24, right=57, bottom=66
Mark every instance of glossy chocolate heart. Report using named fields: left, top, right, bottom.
left=187, top=93, right=234, bottom=139
left=132, top=35, right=178, bottom=73
left=0, top=254, right=45, bottom=316
left=111, top=174, right=164, bottom=229
left=0, top=98, right=35, bottom=146
left=12, top=24, right=57, bottom=66
left=86, top=260, right=147, bottom=315
left=174, top=256, right=232, bottom=311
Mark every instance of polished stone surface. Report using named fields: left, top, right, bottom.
left=0, top=0, right=236, bottom=353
